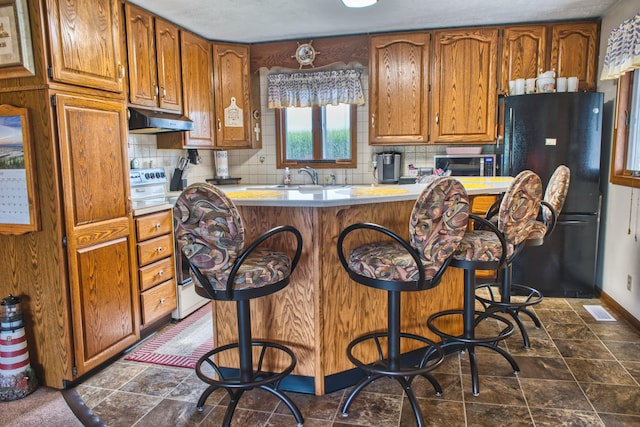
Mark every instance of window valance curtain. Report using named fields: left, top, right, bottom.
left=267, top=69, right=365, bottom=108
left=601, top=12, right=640, bottom=80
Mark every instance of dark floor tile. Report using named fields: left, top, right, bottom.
left=589, top=322, right=640, bottom=342
left=80, top=361, right=148, bottom=390
left=603, top=341, right=640, bottom=362
left=462, top=375, right=525, bottom=406
left=512, top=355, right=573, bottom=380
left=535, top=309, right=584, bottom=325
left=506, top=335, right=561, bottom=357
left=529, top=407, right=604, bottom=426
left=74, top=385, right=114, bottom=409
left=410, top=373, right=462, bottom=401
left=342, top=375, right=403, bottom=396
left=135, top=398, right=213, bottom=426
left=166, top=371, right=224, bottom=404
left=218, top=387, right=282, bottom=412
left=465, top=402, right=534, bottom=426
left=274, top=389, right=343, bottom=420
left=118, top=366, right=191, bottom=397
left=621, top=361, right=640, bottom=384
left=520, top=378, right=592, bottom=411
left=205, top=405, right=272, bottom=427
left=432, top=351, right=461, bottom=375
left=459, top=349, right=520, bottom=378
left=553, top=339, right=615, bottom=360
left=599, top=412, right=640, bottom=427
left=537, top=298, right=573, bottom=310
left=400, top=397, right=465, bottom=427
left=338, top=390, right=402, bottom=427
left=581, top=383, right=640, bottom=415
left=267, top=413, right=332, bottom=426
left=90, top=390, right=161, bottom=427
left=545, top=322, right=598, bottom=340
left=565, top=358, right=637, bottom=385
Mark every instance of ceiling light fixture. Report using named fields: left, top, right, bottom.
left=342, top=0, right=378, bottom=8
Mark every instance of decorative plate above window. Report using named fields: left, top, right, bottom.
left=293, top=40, right=320, bottom=68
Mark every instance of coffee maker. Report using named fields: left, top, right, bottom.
left=376, top=152, right=401, bottom=184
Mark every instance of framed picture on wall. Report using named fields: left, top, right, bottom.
left=0, top=104, right=39, bottom=234
left=0, top=0, right=34, bottom=78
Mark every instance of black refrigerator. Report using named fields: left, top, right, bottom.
left=500, top=92, right=603, bottom=298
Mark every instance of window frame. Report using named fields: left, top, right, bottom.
left=275, top=104, right=358, bottom=169
left=611, top=70, right=640, bottom=187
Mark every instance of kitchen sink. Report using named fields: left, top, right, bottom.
left=257, top=184, right=350, bottom=191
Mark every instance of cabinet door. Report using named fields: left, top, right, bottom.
left=213, top=43, right=252, bottom=148
left=432, top=28, right=499, bottom=143
left=47, top=0, right=125, bottom=93
left=155, top=18, right=183, bottom=112
left=125, top=4, right=157, bottom=108
left=54, top=93, right=139, bottom=376
left=550, top=22, right=599, bottom=92
left=181, top=32, right=215, bottom=148
left=500, top=26, right=547, bottom=94
left=369, top=33, right=430, bottom=145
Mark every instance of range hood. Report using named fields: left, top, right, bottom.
left=128, top=107, right=194, bottom=134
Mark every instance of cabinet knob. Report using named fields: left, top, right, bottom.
left=156, top=247, right=164, bottom=253
left=218, top=119, right=222, bottom=130
left=158, top=270, right=164, bottom=277
left=435, top=112, right=439, bottom=125
left=154, top=223, right=161, bottom=229
left=154, top=85, right=159, bottom=99
left=117, top=63, right=125, bottom=80
left=371, top=114, right=375, bottom=128
left=160, top=298, right=166, bottom=304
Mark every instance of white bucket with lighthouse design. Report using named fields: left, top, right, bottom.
left=0, top=295, right=37, bottom=400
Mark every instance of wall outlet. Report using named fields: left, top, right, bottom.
left=627, top=274, right=632, bottom=291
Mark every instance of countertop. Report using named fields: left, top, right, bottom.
left=134, top=177, right=513, bottom=215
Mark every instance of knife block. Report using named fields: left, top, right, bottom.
left=169, top=168, right=186, bottom=191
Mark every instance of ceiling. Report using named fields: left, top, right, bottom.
left=128, top=0, right=618, bottom=44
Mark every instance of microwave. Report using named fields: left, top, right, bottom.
left=433, top=154, right=497, bottom=176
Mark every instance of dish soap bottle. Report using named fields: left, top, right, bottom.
left=283, top=167, right=291, bottom=186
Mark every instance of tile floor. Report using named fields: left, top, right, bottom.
left=74, top=297, right=640, bottom=426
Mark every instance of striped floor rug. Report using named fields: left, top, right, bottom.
left=125, top=303, right=213, bottom=369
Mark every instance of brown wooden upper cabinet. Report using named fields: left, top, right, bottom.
left=369, top=32, right=430, bottom=145
left=432, top=28, right=499, bottom=144
left=213, top=43, right=252, bottom=148
left=179, top=31, right=215, bottom=148
left=125, top=4, right=183, bottom=112
left=500, top=26, right=548, bottom=95
left=46, top=0, right=126, bottom=93
left=550, top=22, right=599, bottom=92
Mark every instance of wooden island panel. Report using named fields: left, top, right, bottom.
left=210, top=201, right=463, bottom=395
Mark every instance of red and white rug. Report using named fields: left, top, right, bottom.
left=125, top=304, right=213, bottom=369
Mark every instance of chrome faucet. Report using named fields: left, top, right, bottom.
left=298, top=167, right=318, bottom=185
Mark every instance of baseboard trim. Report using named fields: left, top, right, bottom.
left=600, top=291, right=640, bottom=332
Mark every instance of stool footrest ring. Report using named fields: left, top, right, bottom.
left=427, top=309, right=515, bottom=344
left=475, top=283, right=543, bottom=309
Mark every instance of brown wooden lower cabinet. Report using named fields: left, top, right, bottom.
left=207, top=201, right=463, bottom=396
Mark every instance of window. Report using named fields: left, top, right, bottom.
left=611, top=70, right=640, bottom=186
left=275, top=103, right=357, bottom=168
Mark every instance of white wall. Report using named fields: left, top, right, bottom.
left=598, top=0, right=640, bottom=321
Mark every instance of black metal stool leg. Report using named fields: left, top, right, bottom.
left=396, top=375, right=425, bottom=427
left=341, top=373, right=384, bottom=415
left=260, top=385, right=304, bottom=426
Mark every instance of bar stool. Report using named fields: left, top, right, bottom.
left=174, top=183, right=304, bottom=427
left=476, top=165, right=570, bottom=348
left=428, top=170, right=542, bottom=396
left=337, top=177, right=469, bottom=427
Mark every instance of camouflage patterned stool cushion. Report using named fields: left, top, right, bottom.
left=454, top=170, right=543, bottom=263
left=174, top=183, right=292, bottom=296
left=347, top=177, right=469, bottom=283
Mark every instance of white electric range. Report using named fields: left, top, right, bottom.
left=129, top=168, right=208, bottom=320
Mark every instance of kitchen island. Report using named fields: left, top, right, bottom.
left=200, top=177, right=512, bottom=395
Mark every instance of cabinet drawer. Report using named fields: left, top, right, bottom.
left=136, top=210, right=173, bottom=240
left=141, top=280, right=177, bottom=325
left=139, top=256, right=175, bottom=292
left=137, top=234, right=173, bottom=266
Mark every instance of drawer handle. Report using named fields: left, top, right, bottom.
left=158, top=270, right=164, bottom=277
left=155, top=223, right=161, bottom=229
left=160, top=298, right=166, bottom=304
left=156, top=247, right=164, bottom=253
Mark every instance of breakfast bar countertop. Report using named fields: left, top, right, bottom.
left=211, top=176, right=514, bottom=207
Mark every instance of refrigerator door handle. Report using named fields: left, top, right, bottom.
left=557, top=219, right=590, bottom=226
